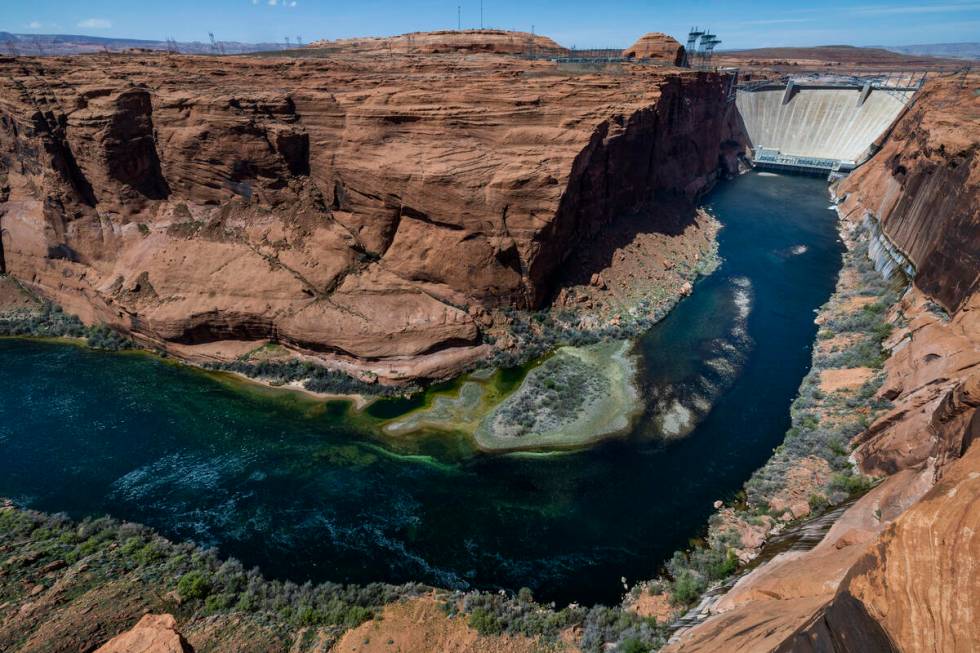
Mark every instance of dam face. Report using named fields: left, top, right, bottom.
left=736, top=78, right=915, bottom=173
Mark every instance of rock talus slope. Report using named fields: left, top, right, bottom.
left=0, top=48, right=733, bottom=379
left=665, top=72, right=980, bottom=653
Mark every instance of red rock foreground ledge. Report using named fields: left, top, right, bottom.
left=95, top=614, right=193, bottom=653
left=0, top=43, right=735, bottom=380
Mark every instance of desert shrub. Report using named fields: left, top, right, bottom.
left=669, top=569, right=703, bottom=605
left=208, top=358, right=418, bottom=398
left=619, top=638, right=653, bottom=653
left=468, top=607, right=504, bottom=635
left=178, top=571, right=212, bottom=601
left=830, top=472, right=874, bottom=497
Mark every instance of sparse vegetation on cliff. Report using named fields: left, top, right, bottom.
left=1, top=500, right=676, bottom=652
left=206, top=358, right=419, bottom=397
left=0, top=301, right=135, bottom=351
left=448, top=589, right=670, bottom=652
left=0, top=502, right=424, bottom=649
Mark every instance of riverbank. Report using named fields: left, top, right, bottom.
left=624, top=207, right=903, bottom=630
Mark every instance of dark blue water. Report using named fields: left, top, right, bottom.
left=0, top=171, right=841, bottom=606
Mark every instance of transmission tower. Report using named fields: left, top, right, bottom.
left=683, top=27, right=704, bottom=68
left=33, top=36, right=45, bottom=56
left=209, top=32, right=221, bottom=54
left=296, top=35, right=302, bottom=46
left=4, top=38, right=19, bottom=57
left=285, top=36, right=291, bottom=48
left=700, top=31, right=721, bottom=68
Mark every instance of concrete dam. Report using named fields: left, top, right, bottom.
left=735, top=75, right=918, bottom=174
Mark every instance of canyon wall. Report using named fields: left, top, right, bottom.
left=0, top=48, right=731, bottom=378
left=667, top=72, right=979, bottom=653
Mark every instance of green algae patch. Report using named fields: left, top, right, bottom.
left=379, top=340, right=642, bottom=452
left=379, top=368, right=519, bottom=440
left=475, top=340, right=642, bottom=452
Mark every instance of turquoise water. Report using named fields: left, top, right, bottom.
left=0, top=171, right=842, bottom=606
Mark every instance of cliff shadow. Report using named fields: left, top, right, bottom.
left=546, top=193, right=701, bottom=305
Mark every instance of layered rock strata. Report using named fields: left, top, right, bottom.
left=665, top=72, right=979, bottom=653
left=0, top=47, right=732, bottom=381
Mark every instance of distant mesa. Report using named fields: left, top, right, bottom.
left=622, top=32, right=686, bottom=66
left=306, top=29, right=568, bottom=56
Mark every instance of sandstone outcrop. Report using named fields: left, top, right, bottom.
left=96, top=614, right=193, bottom=653
left=666, top=72, right=980, bottom=653
left=0, top=45, right=734, bottom=380
left=622, top=33, right=686, bottom=66
left=307, top=29, right=567, bottom=57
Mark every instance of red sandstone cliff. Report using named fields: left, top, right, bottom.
left=0, top=47, right=733, bottom=379
left=666, top=72, right=980, bottom=653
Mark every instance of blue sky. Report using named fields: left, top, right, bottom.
left=4, top=0, right=980, bottom=49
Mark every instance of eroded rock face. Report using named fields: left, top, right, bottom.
left=0, top=48, right=732, bottom=378
left=95, top=614, right=193, bottom=653
left=666, top=73, right=980, bottom=653
left=622, top=33, right=686, bottom=66
left=838, top=74, right=980, bottom=314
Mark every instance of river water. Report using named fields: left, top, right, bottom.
left=0, top=171, right=841, bottom=606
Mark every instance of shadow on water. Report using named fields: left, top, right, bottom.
left=0, top=171, right=842, bottom=606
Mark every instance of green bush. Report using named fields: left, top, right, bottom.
left=177, top=571, right=212, bottom=601
left=468, top=607, right=504, bottom=635
left=618, top=638, right=652, bottom=653
left=670, top=569, right=704, bottom=605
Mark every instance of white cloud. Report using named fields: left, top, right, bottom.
left=289, top=1, right=297, bottom=6
left=268, top=0, right=277, bottom=5
left=77, top=18, right=112, bottom=29
left=28, top=20, right=43, bottom=29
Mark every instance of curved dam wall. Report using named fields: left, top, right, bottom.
left=736, top=85, right=913, bottom=165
